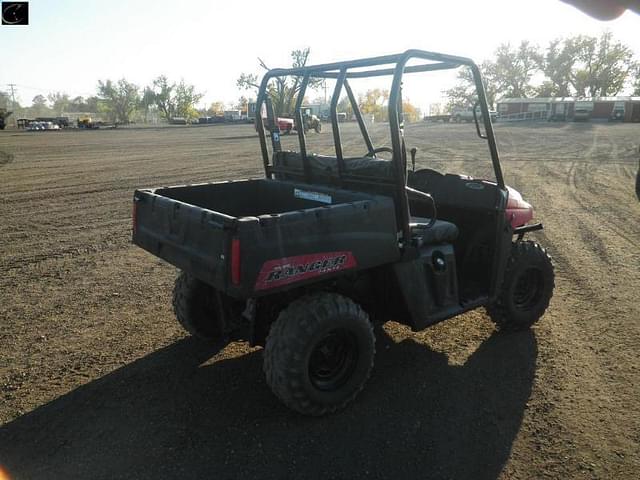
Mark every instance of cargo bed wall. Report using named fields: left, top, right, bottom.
left=133, top=179, right=401, bottom=298
left=154, top=179, right=374, bottom=218
left=133, top=191, right=232, bottom=288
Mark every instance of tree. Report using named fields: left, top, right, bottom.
left=445, top=42, right=539, bottom=108
left=32, top=95, right=47, bottom=108
left=31, top=95, right=50, bottom=117
left=493, top=41, right=542, bottom=98
left=445, top=61, right=499, bottom=110
left=139, top=87, right=156, bottom=121
left=402, top=101, right=421, bottom=123
left=570, top=32, right=636, bottom=96
left=47, top=92, right=70, bottom=115
left=151, top=75, right=176, bottom=120
left=235, top=96, right=249, bottom=112
left=633, top=66, right=640, bottom=96
left=537, top=38, right=577, bottom=96
left=358, top=88, right=389, bottom=122
left=538, top=33, right=637, bottom=97
left=208, top=101, right=225, bottom=115
left=237, top=47, right=322, bottom=116
left=67, top=96, right=98, bottom=112
left=174, top=80, right=203, bottom=120
left=149, top=76, right=202, bottom=121
left=85, top=96, right=99, bottom=113
left=97, top=78, right=140, bottom=123
left=336, top=96, right=353, bottom=118
left=0, top=91, right=9, bottom=109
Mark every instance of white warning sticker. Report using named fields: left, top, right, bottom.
left=294, top=188, right=332, bottom=204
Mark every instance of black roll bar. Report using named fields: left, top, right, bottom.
left=255, top=49, right=505, bottom=244
left=343, top=80, right=375, bottom=157
left=330, top=69, right=347, bottom=179
left=294, top=74, right=311, bottom=182
left=388, top=53, right=412, bottom=242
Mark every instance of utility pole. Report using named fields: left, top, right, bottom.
left=7, top=83, right=17, bottom=127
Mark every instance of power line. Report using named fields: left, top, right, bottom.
left=7, top=84, right=17, bottom=126
left=7, top=83, right=17, bottom=106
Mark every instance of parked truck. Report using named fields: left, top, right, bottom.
left=451, top=106, right=498, bottom=122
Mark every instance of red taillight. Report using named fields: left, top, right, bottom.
left=231, top=238, right=241, bottom=285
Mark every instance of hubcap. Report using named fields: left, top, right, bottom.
left=308, top=328, right=358, bottom=392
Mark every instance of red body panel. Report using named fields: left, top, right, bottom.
left=276, top=118, right=294, bottom=131
left=505, top=186, right=534, bottom=228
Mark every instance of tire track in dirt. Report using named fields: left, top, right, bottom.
left=497, top=124, right=640, bottom=477
left=1, top=122, right=639, bottom=479
left=569, top=132, right=639, bottom=248
left=0, top=150, right=15, bottom=166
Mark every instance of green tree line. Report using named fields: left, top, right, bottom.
left=447, top=32, right=639, bottom=110
left=2, top=76, right=206, bottom=124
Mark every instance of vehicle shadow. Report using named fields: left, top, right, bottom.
left=0, top=328, right=537, bottom=480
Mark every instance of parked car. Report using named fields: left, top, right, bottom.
left=573, top=109, right=592, bottom=122
left=451, top=107, right=498, bottom=122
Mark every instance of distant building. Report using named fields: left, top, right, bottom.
left=496, top=96, right=640, bottom=122
left=247, top=101, right=258, bottom=121
left=224, top=110, right=243, bottom=121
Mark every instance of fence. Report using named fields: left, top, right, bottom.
left=498, top=110, right=549, bottom=122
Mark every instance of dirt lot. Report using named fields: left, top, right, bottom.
left=0, top=122, right=638, bottom=479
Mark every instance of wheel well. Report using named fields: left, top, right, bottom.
left=250, top=270, right=387, bottom=346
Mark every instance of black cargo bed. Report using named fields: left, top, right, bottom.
left=133, top=179, right=400, bottom=298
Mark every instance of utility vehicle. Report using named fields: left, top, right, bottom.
left=300, top=109, right=322, bottom=133
left=132, top=50, right=555, bottom=416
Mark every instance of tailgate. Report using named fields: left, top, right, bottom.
left=132, top=189, right=235, bottom=289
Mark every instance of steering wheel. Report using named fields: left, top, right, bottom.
left=364, top=146, right=393, bottom=158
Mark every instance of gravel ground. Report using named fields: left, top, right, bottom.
left=0, top=122, right=638, bottom=479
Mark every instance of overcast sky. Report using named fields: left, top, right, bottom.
left=2, top=0, right=639, bottom=111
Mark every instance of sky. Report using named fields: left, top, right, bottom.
left=1, top=0, right=639, bottom=113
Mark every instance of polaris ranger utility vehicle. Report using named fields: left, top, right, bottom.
left=132, top=50, right=554, bottom=416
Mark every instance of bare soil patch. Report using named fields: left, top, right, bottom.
left=0, top=122, right=638, bottom=479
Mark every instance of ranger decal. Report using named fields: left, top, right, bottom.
left=254, top=251, right=357, bottom=290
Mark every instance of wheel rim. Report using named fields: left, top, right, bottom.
left=513, top=267, right=544, bottom=311
left=308, top=328, right=358, bottom=392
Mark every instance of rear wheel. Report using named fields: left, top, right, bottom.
left=487, top=241, right=554, bottom=332
left=172, top=271, right=222, bottom=340
left=263, top=292, right=375, bottom=416
left=314, top=123, right=322, bottom=133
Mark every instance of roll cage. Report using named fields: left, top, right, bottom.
left=255, top=49, right=504, bottom=243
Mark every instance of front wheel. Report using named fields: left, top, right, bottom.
left=314, top=123, right=322, bottom=133
left=263, top=293, right=375, bottom=416
left=487, top=241, right=555, bottom=332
